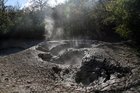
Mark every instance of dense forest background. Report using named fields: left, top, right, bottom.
left=0, top=0, right=140, bottom=44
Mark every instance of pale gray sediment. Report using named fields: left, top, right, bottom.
left=0, top=40, right=139, bottom=93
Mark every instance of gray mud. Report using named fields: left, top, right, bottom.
left=0, top=40, right=140, bottom=93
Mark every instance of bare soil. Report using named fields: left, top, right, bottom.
left=0, top=40, right=140, bottom=93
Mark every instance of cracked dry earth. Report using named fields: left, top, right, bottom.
left=0, top=40, right=140, bottom=93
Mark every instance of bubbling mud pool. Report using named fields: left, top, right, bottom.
left=35, top=40, right=133, bottom=92
left=0, top=40, right=139, bottom=92
left=36, top=40, right=96, bottom=66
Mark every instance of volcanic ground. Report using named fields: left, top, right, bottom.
left=0, top=40, right=140, bottom=93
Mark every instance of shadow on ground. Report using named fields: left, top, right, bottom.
left=0, top=39, right=43, bottom=56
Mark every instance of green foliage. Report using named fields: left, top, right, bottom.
left=53, top=0, right=121, bottom=41
left=0, top=1, right=46, bottom=40
left=104, top=0, right=140, bottom=43
left=8, top=10, right=45, bottom=39
left=0, top=11, right=12, bottom=35
left=58, top=0, right=140, bottom=42
left=0, top=0, right=139, bottom=43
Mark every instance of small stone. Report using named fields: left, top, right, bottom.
left=71, top=84, right=75, bottom=86
left=38, top=53, right=53, bottom=61
left=5, top=78, right=9, bottom=81
left=1, top=73, right=4, bottom=76
left=12, top=92, right=19, bottom=93
left=25, top=86, right=30, bottom=89
left=36, top=46, right=49, bottom=52
left=63, top=69, right=70, bottom=75
left=12, top=85, right=16, bottom=87
left=52, top=66, right=62, bottom=74
left=27, top=81, right=32, bottom=84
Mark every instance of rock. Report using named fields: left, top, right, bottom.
left=52, top=66, right=62, bottom=74
left=63, top=69, right=70, bottom=75
left=27, top=81, right=32, bottom=84
left=36, top=46, right=49, bottom=52
left=75, top=55, right=131, bottom=86
left=0, top=40, right=139, bottom=93
left=25, top=86, right=30, bottom=89
left=5, top=78, right=9, bottom=81
left=38, top=53, right=53, bottom=61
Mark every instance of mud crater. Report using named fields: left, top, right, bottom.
left=75, top=57, right=132, bottom=85
left=37, top=40, right=91, bottom=65
left=36, top=40, right=134, bottom=91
